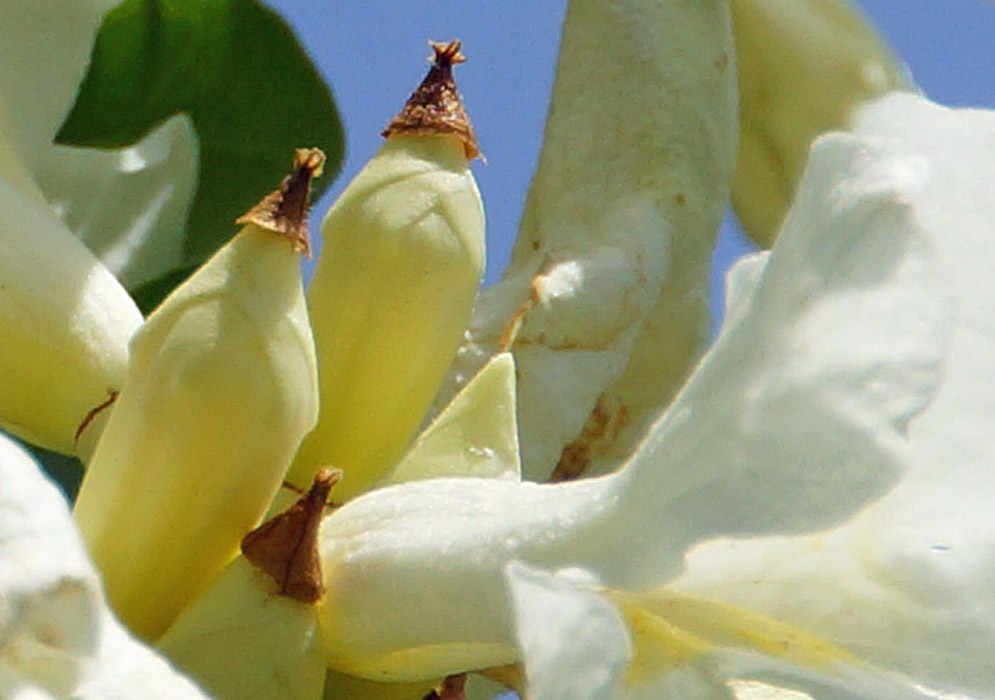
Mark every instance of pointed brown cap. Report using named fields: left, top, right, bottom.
left=382, top=40, right=480, bottom=160
left=236, top=147, right=325, bottom=257
left=240, top=468, right=341, bottom=603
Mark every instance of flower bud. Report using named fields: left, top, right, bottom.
left=730, top=0, right=908, bottom=246
left=288, top=41, right=485, bottom=501
left=73, top=150, right=323, bottom=639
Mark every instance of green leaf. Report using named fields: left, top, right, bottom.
left=56, top=0, right=343, bottom=282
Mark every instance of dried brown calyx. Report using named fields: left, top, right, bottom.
left=240, top=467, right=341, bottom=603
left=236, top=147, right=326, bottom=256
left=382, top=40, right=480, bottom=160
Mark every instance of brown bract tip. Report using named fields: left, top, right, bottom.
left=382, top=40, right=480, bottom=160
left=240, top=467, right=341, bottom=604
left=236, top=148, right=326, bottom=257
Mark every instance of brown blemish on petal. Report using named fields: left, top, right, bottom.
left=382, top=40, right=480, bottom=160
left=421, top=674, right=468, bottom=700
left=236, top=148, right=326, bottom=257
left=241, top=467, right=341, bottom=603
left=549, top=394, right=630, bottom=482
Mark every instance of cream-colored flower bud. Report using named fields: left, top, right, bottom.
left=731, top=0, right=908, bottom=246
left=158, top=470, right=336, bottom=700
left=0, top=161, right=142, bottom=455
left=288, top=41, right=485, bottom=501
left=73, top=150, right=323, bottom=640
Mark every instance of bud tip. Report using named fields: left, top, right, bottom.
left=236, top=147, right=326, bottom=256
left=382, top=39, right=480, bottom=160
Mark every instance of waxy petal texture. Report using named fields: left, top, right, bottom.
left=318, top=110, right=946, bottom=681
left=674, top=92, right=995, bottom=700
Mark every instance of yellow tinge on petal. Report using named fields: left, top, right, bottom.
left=159, top=469, right=337, bottom=700
left=609, top=589, right=858, bottom=689
left=383, top=352, right=520, bottom=485
left=289, top=41, right=485, bottom=501
left=73, top=151, right=323, bottom=639
left=0, top=166, right=142, bottom=455
left=730, top=0, right=908, bottom=246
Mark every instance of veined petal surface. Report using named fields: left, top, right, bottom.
left=675, top=92, right=995, bottom=700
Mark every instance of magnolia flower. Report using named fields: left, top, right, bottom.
left=2, top=2, right=994, bottom=700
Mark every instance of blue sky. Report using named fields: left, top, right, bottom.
left=266, top=0, right=995, bottom=322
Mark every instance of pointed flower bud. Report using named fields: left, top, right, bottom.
left=73, top=150, right=323, bottom=639
left=288, top=40, right=485, bottom=501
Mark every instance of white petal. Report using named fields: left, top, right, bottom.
left=675, top=93, right=995, bottom=698
left=0, top=174, right=143, bottom=454
left=615, top=127, right=947, bottom=553
left=34, top=114, right=200, bottom=289
left=0, top=0, right=119, bottom=173
left=0, top=434, right=206, bottom=699
left=0, top=434, right=100, bottom=696
left=434, top=0, right=738, bottom=481
left=319, top=95, right=949, bottom=681
left=506, top=563, right=630, bottom=700
left=75, top=610, right=210, bottom=700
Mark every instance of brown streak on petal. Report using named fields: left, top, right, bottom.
left=236, top=148, right=326, bottom=256
left=549, top=394, right=630, bottom=482
left=382, top=40, right=480, bottom=160
left=74, top=390, right=119, bottom=444
left=241, top=467, right=341, bottom=603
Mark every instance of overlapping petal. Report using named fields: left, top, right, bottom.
left=434, top=0, right=738, bottom=481
left=674, top=92, right=995, bottom=700
left=317, top=96, right=947, bottom=682
left=0, top=434, right=208, bottom=699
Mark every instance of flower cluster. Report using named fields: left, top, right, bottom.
left=2, top=1, right=995, bottom=700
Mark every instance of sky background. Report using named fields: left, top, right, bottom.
left=264, top=0, right=995, bottom=326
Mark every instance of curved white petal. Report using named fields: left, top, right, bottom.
left=675, top=93, right=995, bottom=699
left=0, top=435, right=98, bottom=696
left=506, top=563, right=630, bottom=700
left=34, top=114, right=199, bottom=290
left=0, top=0, right=119, bottom=173
left=0, top=434, right=207, bottom=699
left=319, top=112, right=948, bottom=681
left=0, top=174, right=143, bottom=454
